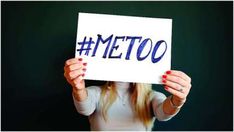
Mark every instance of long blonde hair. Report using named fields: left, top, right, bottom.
left=100, top=81, right=155, bottom=129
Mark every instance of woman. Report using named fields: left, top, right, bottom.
left=64, top=58, right=192, bottom=130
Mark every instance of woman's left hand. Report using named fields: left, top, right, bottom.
left=162, top=70, right=192, bottom=106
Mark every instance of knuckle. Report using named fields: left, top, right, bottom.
left=181, top=95, right=186, bottom=99
left=65, top=60, right=71, bottom=66
left=188, top=84, right=192, bottom=88
left=68, top=72, right=74, bottom=78
left=68, top=65, right=73, bottom=71
left=188, top=77, right=192, bottom=83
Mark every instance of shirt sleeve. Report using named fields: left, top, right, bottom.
left=73, top=86, right=101, bottom=116
left=151, top=91, right=179, bottom=121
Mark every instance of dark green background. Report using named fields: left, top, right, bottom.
left=2, top=1, right=233, bottom=131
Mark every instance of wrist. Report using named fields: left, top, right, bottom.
left=169, top=95, right=185, bottom=109
left=172, top=95, right=186, bottom=106
left=73, top=86, right=85, bottom=93
left=72, top=88, right=87, bottom=102
left=73, top=87, right=86, bottom=97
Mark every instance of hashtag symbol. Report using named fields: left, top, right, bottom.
left=77, top=36, right=95, bottom=56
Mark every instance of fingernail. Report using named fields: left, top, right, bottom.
left=78, top=58, right=82, bottom=61
left=83, top=63, right=87, bottom=66
left=164, top=86, right=168, bottom=90
left=162, top=80, right=167, bottom=83
left=162, top=75, right=167, bottom=78
left=166, top=71, right=171, bottom=74
left=82, top=68, right=86, bottom=72
left=82, top=73, right=85, bottom=77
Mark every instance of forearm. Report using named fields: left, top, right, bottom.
left=72, top=86, right=99, bottom=116
left=72, top=87, right=88, bottom=102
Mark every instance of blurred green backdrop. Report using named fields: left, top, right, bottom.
left=2, top=1, right=233, bottom=131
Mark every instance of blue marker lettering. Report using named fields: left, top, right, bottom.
left=108, top=36, right=125, bottom=58
left=137, top=38, right=153, bottom=61
left=151, top=40, right=167, bottom=63
left=125, top=36, right=142, bottom=60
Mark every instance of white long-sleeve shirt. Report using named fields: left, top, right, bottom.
left=73, top=82, right=178, bottom=131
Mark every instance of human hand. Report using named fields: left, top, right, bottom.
left=64, top=58, right=87, bottom=91
left=162, top=70, right=192, bottom=106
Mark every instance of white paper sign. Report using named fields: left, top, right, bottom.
left=75, top=12, right=172, bottom=84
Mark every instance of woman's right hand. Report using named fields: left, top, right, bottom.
left=64, top=58, right=87, bottom=91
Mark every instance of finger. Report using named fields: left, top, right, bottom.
left=66, top=63, right=83, bottom=72
left=166, top=70, right=191, bottom=83
left=162, top=79, right=183, bottom=91
left=162, top=74, right=188, bottom=87
left=73, top=74, right=85, bottom=89
left=64, top=72, right=74, bottom=86
left=65, top=58, right=82, bottom=67
left=162, top=79, right=190, bottom=96
left=68, top=69, right=85, bottom=80
left=164, top=85, right=185, bottom=99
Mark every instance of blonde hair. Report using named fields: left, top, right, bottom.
left=100, top=81, right=155, bottom=129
